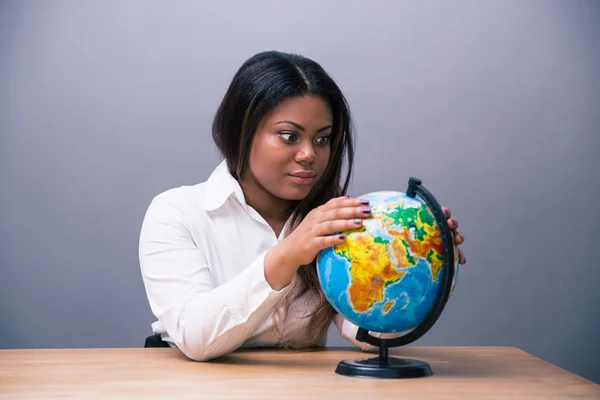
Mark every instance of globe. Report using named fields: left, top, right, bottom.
left=316, top=178, right=459, bottom=378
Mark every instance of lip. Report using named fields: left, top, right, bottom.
left=288, top=171, right=317, bottom=185
left=289, top=171, right=317, bottom=178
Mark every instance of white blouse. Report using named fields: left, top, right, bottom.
left=138, top=160, right=384, bottom=361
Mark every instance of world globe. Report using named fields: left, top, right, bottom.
left=316, top=178, right=459, bottom=379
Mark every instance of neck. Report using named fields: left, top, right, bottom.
left=239, top=176, right=295, bottom=232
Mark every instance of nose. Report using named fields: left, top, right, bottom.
left=295, top=143, right=317, bottom=164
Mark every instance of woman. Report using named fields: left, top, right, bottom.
left=139, top=50, right=466, bottom=361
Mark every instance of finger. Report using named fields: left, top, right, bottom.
left=317, top=233, right=348, bottom=250
left=459, top=249, right=466, bottom=264
left=448, top=218, right=459, bottom=230
left=442, top=206, right=451, bottom=218
left=322, top=196, right=369, bottom=211
left=456, top=232, right=465, bottom=244
left=321, top=205, right=371, bottom=223
left=314, top=218, right=364, bottom=237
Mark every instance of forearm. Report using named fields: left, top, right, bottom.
left=144, top=252, right=286, bottom=362
left=263, top=241, right=300, bottom=291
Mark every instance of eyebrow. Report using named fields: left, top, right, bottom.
left=275, top=120, right=332, bottom=133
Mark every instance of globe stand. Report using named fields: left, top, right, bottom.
left=335, top=338, right=432, bottom=379
left=334, top=178, right=456, bottom=379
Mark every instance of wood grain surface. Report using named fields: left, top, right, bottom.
left=1, top=346, right=598, bottom=399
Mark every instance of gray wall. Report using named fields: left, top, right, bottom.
left=1, top=0, right=598, bottom=383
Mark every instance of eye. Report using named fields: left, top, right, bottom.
left=279, top=131, right=299, bottom=143
left=313, top=135, right=331, bottom=146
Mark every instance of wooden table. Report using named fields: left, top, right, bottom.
left=1, top=347, right=598, bottom=399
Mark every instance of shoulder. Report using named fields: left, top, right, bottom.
left=140, top=160, right=240, bottom=234
left=142, top=182, right=213, bottom=226
left=146, top=160, right=235, bottom=215
left=139, top=183, right=214, bottom=249
left=150, top=183, right=206, bottom=210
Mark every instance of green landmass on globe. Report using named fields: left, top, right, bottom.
left=317, top=191, right=459, bottom=334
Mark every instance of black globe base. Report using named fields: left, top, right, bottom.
left=335, top=356, right=432, bottom=379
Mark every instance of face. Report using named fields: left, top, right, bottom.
left=241, top=94, right=333, bottom=204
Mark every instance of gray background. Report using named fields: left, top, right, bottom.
left=1, top=0, right=599, bottom=384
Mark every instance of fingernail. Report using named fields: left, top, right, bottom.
left=353, top=219, right=362, bottom=225
left=362, top=208, right=371, bottom=214
left=360, top=199, right=369, bottom=205
left=339, top=235, right=346, bottom=240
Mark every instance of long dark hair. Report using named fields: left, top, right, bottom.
left=212, top=50, right=355, bottom=347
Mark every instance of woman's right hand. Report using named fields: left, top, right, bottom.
left=264, top=196, right=372, bottom=290
left=281, top=196, right=372, bottom=267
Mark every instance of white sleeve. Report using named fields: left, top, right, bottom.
left=333, top=314, right=403, bottom=353
left=139, top=193, right=286, bottom=361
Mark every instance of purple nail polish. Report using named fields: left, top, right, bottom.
left=360, top=199, right=369, bottom=205
left=339, top=235, right=346, bottom=240
left=353, top=219, right=362, bottom=225
left=362, top=208, right=371, bottom=214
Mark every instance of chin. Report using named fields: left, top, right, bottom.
left=281, top=192, right=309, bottom=201
left=279, top=187, right=312, bottom=201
